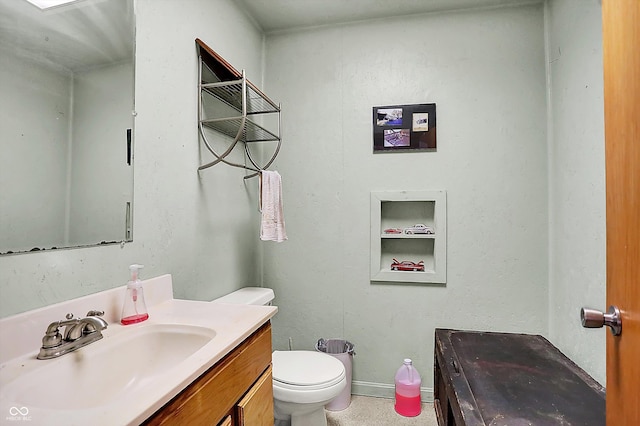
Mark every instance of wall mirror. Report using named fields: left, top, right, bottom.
left=0, top=0, right=135, bottom=255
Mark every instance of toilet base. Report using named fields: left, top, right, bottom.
left=292, top=407, right=327, bottom=426
left=274, top=400, right=328, bottom=426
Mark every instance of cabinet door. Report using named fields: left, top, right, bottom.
left=218, top=415, right=232, bottom=426
left=236, top=366, right=273, bottom=426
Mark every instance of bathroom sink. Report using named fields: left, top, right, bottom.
left=1, top=323, right=216, bottom=410
left=0, top=280, right=277, bottom=425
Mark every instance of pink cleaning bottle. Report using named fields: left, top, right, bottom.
left=394, top=358, right=422, bottom=417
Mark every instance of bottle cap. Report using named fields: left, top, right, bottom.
left=129, top=264, right=144, bottom=281
left=404, top=358, right=412, bottom=365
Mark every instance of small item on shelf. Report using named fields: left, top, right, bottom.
left=390, top=259, right=425, bottom=272
left=403, top=224, right=434, bottom=235
left=383, top=228, right=403, bottom=234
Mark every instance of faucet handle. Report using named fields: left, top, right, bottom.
left=42, top=331, right=62, bottom=348
left=42, top=315, right=76, bottom=348
left=86, top=310, right=104, bottom=317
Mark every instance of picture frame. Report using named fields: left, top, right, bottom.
left=372, top=103, right=437, bottom=152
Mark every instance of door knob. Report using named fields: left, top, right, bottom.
left=580, top=305, right=622, bottom=336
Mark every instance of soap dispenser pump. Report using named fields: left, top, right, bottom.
left=121, top=264, right=149, bottom=325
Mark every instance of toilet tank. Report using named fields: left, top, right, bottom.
left=211, top=287, right=275, bottom=306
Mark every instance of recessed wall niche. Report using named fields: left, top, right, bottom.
left=370, top=190, right=447, bottom=284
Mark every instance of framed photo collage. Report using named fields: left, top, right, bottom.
left=372, top=103, right=437, bottom=153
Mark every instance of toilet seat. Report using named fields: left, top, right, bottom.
left=273, top=350, right=345, bottom=389
left=272, top=350, right=347, bottom=404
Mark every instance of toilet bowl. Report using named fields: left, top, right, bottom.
left=272, top=350, right=346, bottom=426
left=212, top=287, right=347, bottom=426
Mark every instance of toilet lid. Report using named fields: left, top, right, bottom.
left=272, top=351, right=345, bottom=388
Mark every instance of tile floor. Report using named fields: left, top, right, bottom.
left=326, top=395, right=438, bottom=426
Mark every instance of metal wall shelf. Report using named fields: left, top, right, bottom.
left=200, top=117, right=279, bottom=143
left=196, top=38, right=281, bottom=176
left=202, top=80, right=279, bottom=116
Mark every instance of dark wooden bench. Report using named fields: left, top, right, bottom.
left=434, top=329, right=605, bottom=426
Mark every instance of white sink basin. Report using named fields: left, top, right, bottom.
left=1, top=323, right=216, bottom=410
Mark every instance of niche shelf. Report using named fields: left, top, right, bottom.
left=370, top=190, right=447, bottom=284
left=196, top=38, right=281, bottom=177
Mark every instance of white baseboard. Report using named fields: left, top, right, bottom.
left=351, top=380, right=434, bottom=403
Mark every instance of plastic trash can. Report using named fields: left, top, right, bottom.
left=316, top=338, right=355, bottom=411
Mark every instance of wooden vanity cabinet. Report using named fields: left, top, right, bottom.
left=144, top=322, right=273, bottom=426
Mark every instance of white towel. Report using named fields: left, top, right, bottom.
left=260, top=170, right=288, bottom=242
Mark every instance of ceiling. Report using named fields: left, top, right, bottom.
left=0, top=0, right=539, bottom=71
left=235, top=0, right=542, bottom=33
left=0, top=0, right=133, bottom=72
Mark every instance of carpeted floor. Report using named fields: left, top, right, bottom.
left=326, top=395, right=438, bottom=426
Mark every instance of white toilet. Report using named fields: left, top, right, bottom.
left=212, top=287, right=347, bottom=426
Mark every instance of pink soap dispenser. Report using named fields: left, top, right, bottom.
left=121, top=264, right=149, bottom=325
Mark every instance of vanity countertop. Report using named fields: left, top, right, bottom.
left=0, top=275, right=277, bottom=425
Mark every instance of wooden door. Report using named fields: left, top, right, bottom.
left=602, top=0, right=640, bottom=424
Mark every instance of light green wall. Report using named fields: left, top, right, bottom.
left=263, top=4, right=549, bottom=394
left=546, top=0, right=606, bottom=385
left=0, top=0, right=265, bottom=317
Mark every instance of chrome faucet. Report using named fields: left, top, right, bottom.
left=37, top=310, right=108, bottom=360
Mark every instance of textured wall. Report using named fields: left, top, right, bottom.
left=263, top=4, right=549, bottom=393
left=546, top=0, right=606, bottom=385
left=0, top=0, right=265, bottom=317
